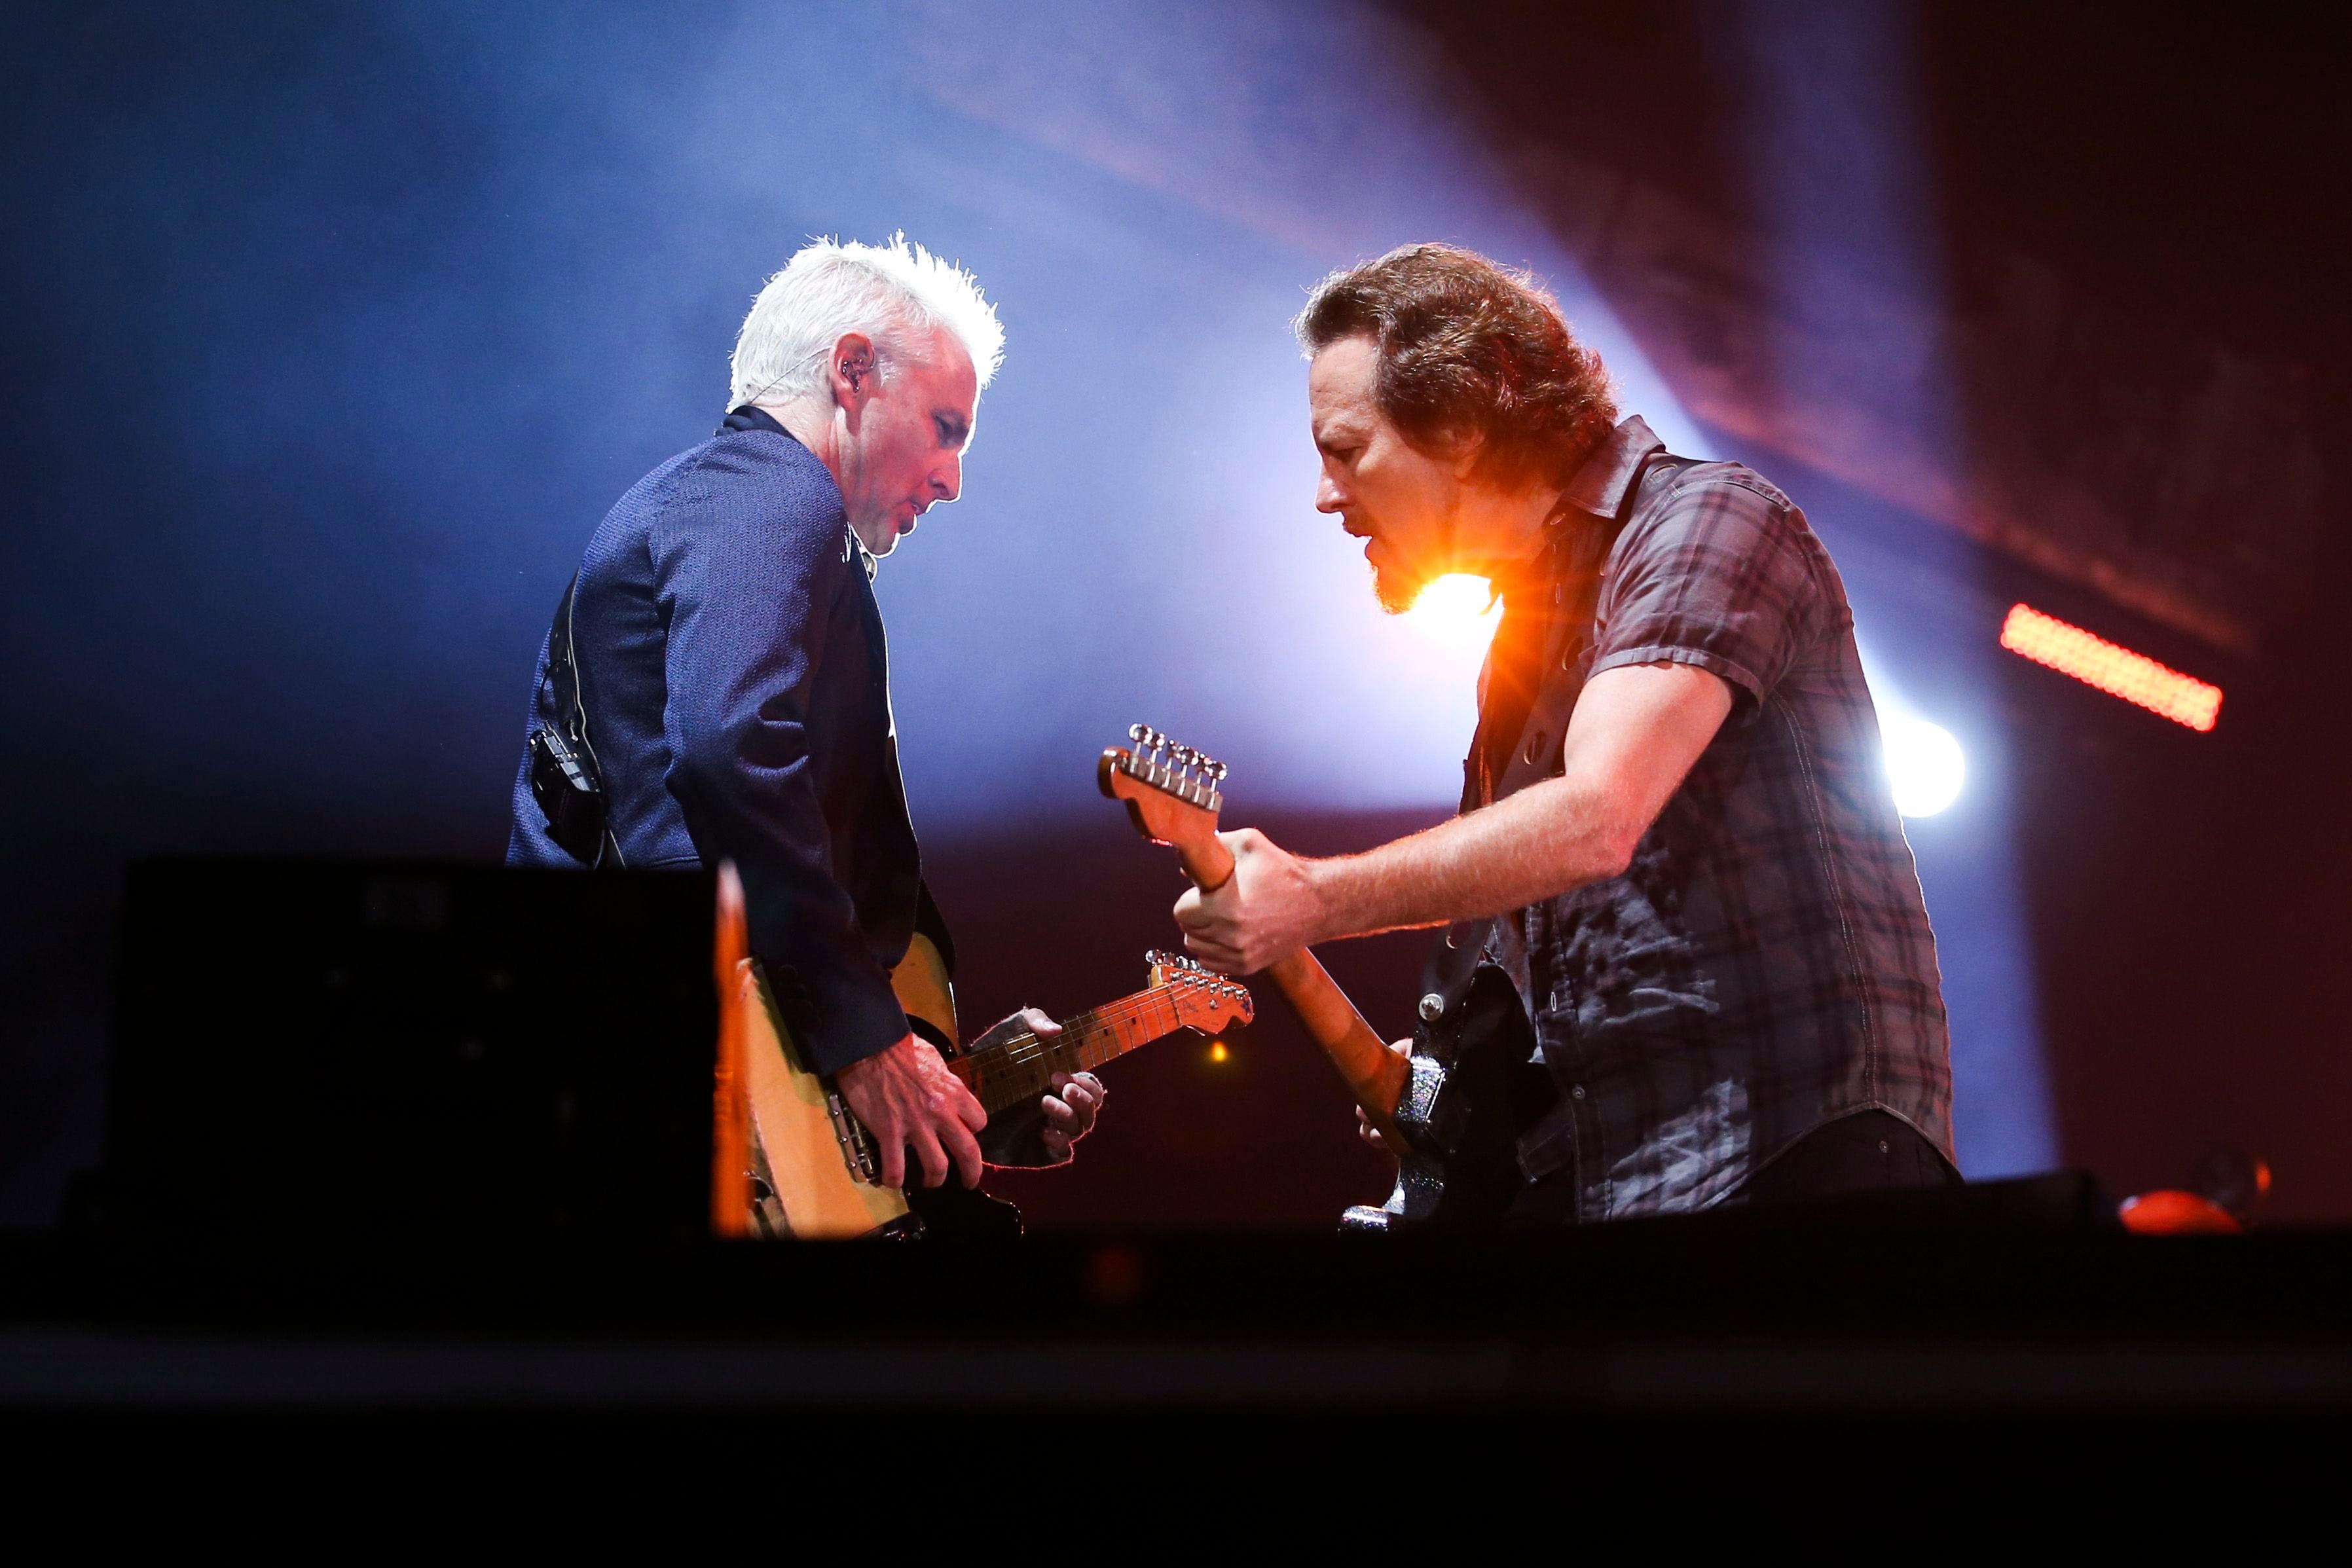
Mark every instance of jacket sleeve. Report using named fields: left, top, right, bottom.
left=652, top=459, right=908, bottom=1075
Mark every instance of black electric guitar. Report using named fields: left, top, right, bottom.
left=1100, top=725, right=1535, bottom=1229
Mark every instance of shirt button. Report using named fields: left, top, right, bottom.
left=1571, top=1084, right=1587, bottom=1101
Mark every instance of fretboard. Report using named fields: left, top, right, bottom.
left=951, top=985, right=1197, bottom=1114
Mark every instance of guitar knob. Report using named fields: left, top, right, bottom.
left=1418, top=992, right=1446, bottom=1023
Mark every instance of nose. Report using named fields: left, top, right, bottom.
left=932, top=452, right=962, bottom=505
left=1315, top=469, right=1347, bottom=514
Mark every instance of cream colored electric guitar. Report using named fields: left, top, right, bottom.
left=710, top=864, right=1252, bottom=1239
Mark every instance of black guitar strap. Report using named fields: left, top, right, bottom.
left=1417, top=450, right=1702, bottom=1016
left=526, top=572, right=618, bottom=866
left=547, top=572, right=587, bottom=734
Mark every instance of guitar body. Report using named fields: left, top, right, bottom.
left=1344, top=964, right=1539, bottom=1231
left=739, top=954, right=916, bottom=1239
left=738, top=932, right=966, bottom=1240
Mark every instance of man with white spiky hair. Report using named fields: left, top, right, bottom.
left=509, top=236, right=1103, bottom=1214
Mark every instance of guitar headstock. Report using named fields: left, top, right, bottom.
left=1147, top=949, right=1255, bottom=1035
left=1099, top=723, right=1228, bottom=858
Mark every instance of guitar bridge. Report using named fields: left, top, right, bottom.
left=824, top=1088, right=883, bottom=1184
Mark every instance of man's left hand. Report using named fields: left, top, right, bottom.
left=1038, top=1070, right=1105, bottom=1163
left=1171, top=828, right=1325, bottom=975
left=968, top=1009, right=1107, bottom=1167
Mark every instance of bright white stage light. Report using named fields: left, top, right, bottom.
left=1405, top=573, right=1503, bottom=652
left=1883, top=714, right=1964, bottom=818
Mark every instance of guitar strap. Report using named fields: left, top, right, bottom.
left=526, top=571, right=620, bottom=866
left=1417, top=450, right=1701, bottom=1017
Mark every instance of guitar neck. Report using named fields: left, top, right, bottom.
left=952, top=985, right=1194, bottom=1115
left=1095, top=734, right=1405, bottom=1142
left=1260, top=949, right=1410, bottom=1145
left=1164, top=826, right=1410, bottom=1145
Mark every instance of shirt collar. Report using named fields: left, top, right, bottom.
left=1557, top=414, right=1664, bottom=524
left=722, top=404, right=792, bottom=439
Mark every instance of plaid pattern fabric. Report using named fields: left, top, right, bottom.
left=1487, top=417, right=1956, bottom=1219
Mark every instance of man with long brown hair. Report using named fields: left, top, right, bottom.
left=1175, top=244, right=1957, bottom=1220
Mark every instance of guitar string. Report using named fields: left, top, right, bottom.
left=962, top=989, right=1181, bottom=1109
left=955, top=983, right=1237, bottom=1112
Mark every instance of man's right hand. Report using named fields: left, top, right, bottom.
left=835, top=1032, right=987, bottom=1190
left=1355, top=1038, right=1414, bottom=1156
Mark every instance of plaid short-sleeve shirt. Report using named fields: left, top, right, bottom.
left=1476, top=416, right=1956, bottom=1220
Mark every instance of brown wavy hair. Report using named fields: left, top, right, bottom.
left=1295, top=244, right=1617, bottom=492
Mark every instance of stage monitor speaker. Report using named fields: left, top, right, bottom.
left=105, top=860, right=717, bottom=1247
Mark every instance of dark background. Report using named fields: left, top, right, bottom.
left=3, top=2, right=2345, bottom=1230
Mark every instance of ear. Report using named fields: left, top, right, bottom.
left=828, top=332, right=879, bottom=414
left=1446, top=428, right=1487, bottom=481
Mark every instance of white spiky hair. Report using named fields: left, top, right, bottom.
left=728, top=232, right=1004, bottom=410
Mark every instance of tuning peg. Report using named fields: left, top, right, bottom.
left=1204, top=757, right=1228, bottom=782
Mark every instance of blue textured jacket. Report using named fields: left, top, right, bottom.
left=507, top=408, right=919, bottom=1074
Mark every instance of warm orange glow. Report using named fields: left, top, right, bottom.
left=1207, top=1040, right=1229, bottom=1064
left=1999, top=604, right=2222, bottom=732
left=1404, top=573, right=1503, bottom=652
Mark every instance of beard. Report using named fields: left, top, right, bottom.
left=1363, top=507, right=1452, bottom=615
left=1370, top=556, right=1429, bottom=615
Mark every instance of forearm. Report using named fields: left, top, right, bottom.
left=1306, top=775, right=1634, bottom=941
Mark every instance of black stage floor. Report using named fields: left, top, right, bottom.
left=8, top=1178, right=2348, bottom=1424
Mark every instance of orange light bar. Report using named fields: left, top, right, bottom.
left=1999, top=604, right=2222, bottom=732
